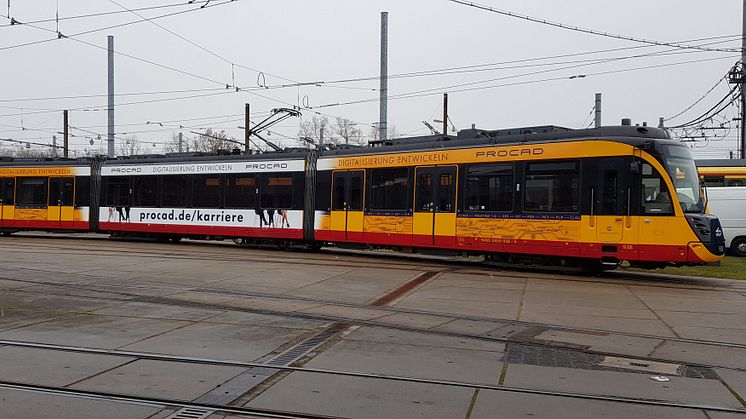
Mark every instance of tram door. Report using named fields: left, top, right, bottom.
left=413, top=166, right=457, bottom=247
left=0, top=178, right=13, bottom=226
left=48, top=177, right=75, bottom=228
left=330, top=170, right=364, bottom=240
left=595, top=158, right=631, bottom=243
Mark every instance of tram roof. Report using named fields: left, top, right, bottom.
left=323, top=125, right=675, bottom=157
left=0, top=125, right=681, bottom=166
left=696, top=159, right=746, bottom=167
left=0, top=157, right=93, bottom=167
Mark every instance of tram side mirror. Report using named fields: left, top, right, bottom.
left=630, top=161, right=640, bottom=174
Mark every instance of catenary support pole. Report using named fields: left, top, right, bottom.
left=443, top=93, right=449, bottom=135
left=107, top=35, right=115, bottom=158
left=595, top=93, right=602, bottom=128
left=63, top=110, right=68, bottom=158
left=741, top=0, right=746, bottom=158
left=244, top=103, right=250, bottom=153
left=379, top=11, right=388, bottom=143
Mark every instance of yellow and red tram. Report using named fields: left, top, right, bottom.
left=0, top=162, right=92, bottom=232
left=313, top=125, right=724, bottom=269
left=0, top=124, right=726, bottom=270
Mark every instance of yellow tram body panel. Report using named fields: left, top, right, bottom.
left=315, top=138, right=719, bottom=264
left=327, top=140, right=633, bottom=170
left=0, top=166, right=90, bottom=229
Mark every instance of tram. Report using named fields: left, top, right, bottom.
left=696, top=159, right=746, bottom=187
left=0, top=160, right=94, bottom=231
left=0, top=124, right=726, bottom=270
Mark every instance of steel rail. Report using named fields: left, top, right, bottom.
left=2, top=268, right=745, bottom=354
left=3, top=271, right=746, bottom=379
left=1, top=236, right=740, bottom=295
left=0, top=381, right=333, bottom=419
left=0, top=340, right=744, bottom=414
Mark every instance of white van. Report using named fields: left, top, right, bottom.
left=706, top=187, right=746, bottom=256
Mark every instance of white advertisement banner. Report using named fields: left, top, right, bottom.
left=100, top=207, right=302, bottom=229
left=102, top=159, right=305, bottom=176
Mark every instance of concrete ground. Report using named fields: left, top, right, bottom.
left=0, top=234, right=744, bottom=418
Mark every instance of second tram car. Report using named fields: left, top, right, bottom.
left=97, top=153, right=308, bottom=242
left=0, top=159, right=93, bottom=232
left=697, top=159, right=746, bottom=187
left=0, top=124, right=726, bottom=270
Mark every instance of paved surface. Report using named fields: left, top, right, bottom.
left=0, top=234, right=745, bottom=418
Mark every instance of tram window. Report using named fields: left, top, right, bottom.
left=316, top=171, right=332, bottom=211
left=192, top=175, right=221, bottom=208
left=105, top=177, right=131, bottom=206
left=599, top=169, right=620, bottom=215
left=415, top=172, right=433, bottom=212
left=349, top=175, right=363, bottom=211
left=370, top=168, right=409, bottom=211
left=49, top=178, right=60, bottom=206
left=261, top=174, right=293, bottom=209
left=162, top=175, right=188, bottom=207
left=437, top=173, right=455, bottom=212
left=16, top=177, right=48, bottom=207
left=641, top=163, right=673, bottom=215
left=60, top=178, right=74, bottom=206
left=703, top=176, right=724, bottom=188
left=133, top=176, right=159, bottom=207
left=333, top=174, right=346, bottom=210
left=3, top=178, right=13, bottom=205
left=524, top=161, right=579, bottom=213
left=226, top=175, right=256, bottom=208
left=75, top=177, right=90, bottom=207
left=465, top=164, right=513, bottom=212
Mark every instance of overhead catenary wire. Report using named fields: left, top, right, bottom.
left=447, top=0, right=740, bottom=53
left=3, top=3, right=737, bottom=152
left=0, top=23, right=737, bottom=115
left=1, top=8, right=374, bottom=130
left=0, top=0, right=241, bottom=53
left=309, top=54, right=739, bottom=110
left=252, top=34, right=742, bottom=91
left=0, top=0, right=202, bottom=29
left=664, top=73, right=730, bottom=122
left=103, top=0, right=296, bottom=85
left=668, top=84, right=741, bottom=129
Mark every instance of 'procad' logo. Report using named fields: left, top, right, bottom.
left=476, top=148, right=544, bottom=159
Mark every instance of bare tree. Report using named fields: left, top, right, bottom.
left=118, top=136, right=144, bottom=156
left=164, top=132, right=184, bottom=154
left=298, top=115, right=330, bottom=147
left=368, top=124, right=400, bottom=142
left=190, top=128, right=238, bottom=153
left=3, top=146, right=53, bottom=158
left=333, top=118, right=365, bottom=146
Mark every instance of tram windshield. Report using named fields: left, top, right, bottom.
left=662, top=145, right=705, bottom=213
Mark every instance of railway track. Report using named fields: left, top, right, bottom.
left=1, top=339, right=744, bottom=415
left=2, top=235, right=745, bottom=415
left=1, top=235, right=742, bottom=294
left=0, top=380, right=329, bottom=419
left=2, top=268, right=746, bottom=376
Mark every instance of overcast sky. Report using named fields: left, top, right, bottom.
left=0, top=0, right=742, bottom=158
